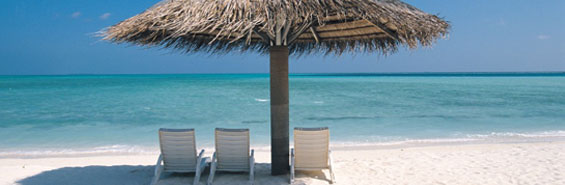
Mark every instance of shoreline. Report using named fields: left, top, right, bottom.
left=2, top=134, right=565, bottom=159
left=1, top=141, right=564, bottom=185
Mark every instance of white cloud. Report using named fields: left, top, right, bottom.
left=71, top=12, right=81, bottom=19
left=99, top=13, right=111, bottom=20
left=537, top=35, right=551, bottom=40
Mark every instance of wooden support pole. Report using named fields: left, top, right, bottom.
left=270, top=46, right=290, bottom=175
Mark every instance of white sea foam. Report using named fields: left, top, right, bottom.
left=254, top=98, right=269, bottom=102
left=330, top=130, right=565, bottom=149
left=0, top=145, right=159, bottom=158
left=464, top=130, right=565, bottom=138
left=3, top=131, right=565, bottom=158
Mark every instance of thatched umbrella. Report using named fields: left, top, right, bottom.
left=102, top=0, right=449, bottom=175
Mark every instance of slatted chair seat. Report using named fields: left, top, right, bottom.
left=207, top=128, right=255, bottom=185
left=151, top=128, right=209, bottom=185
left=291, top=127, right=335, bottom=184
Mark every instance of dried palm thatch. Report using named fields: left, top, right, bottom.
left=102, top=0, right=449, bottom=55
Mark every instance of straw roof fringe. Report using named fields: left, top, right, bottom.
left=102, top=0, right=449, bottom=55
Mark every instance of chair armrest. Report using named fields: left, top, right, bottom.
left=249, top=149, right=255, bottom=169
left=198, top=149, right=206, bottom=160
left=291, top=148, right=295, bottom=157
left=196, top=149, right=206, bottom=169
left=212, top=151, right=217, bottom=162
left=199, top=149, right=206, bottom=157
left=328, top=149, right=333, bottom=167
left=155, top=154, right=163, bottom=167
left=249, top=149, right=255, bottom=182
left=196, top=149, right=204, bottom=163
left=154, top=154, right=163, bottom=176
left=291, top=148, right=295, bottom=168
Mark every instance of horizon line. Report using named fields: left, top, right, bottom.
left=1, top=71, right=565, bottom=77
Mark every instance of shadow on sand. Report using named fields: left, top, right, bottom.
left=17, top=165, right=154, bottom=185
left=16, top=163, right=327, bottom=185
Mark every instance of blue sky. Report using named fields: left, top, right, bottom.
left=0, top=0, right=564, bottom=75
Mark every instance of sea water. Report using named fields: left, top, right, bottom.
left=1, top=73, right=565, bottom=157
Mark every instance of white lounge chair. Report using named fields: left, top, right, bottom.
left=151, top=128, right=209, bottom=185
left=207, top=128, right=255, bottom=185
left=291, top=127, right=335, bottom=184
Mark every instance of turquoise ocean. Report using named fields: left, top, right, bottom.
left=1, top=73, right=565, bottom=157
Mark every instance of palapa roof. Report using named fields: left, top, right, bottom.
left=102, top=0, right=449, bottom=55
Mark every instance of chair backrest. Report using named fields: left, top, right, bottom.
left=215, top=128, right=250, bottom=171
left=159, top=128, right=197, bottom=172
left=294, top=127, right=330, bottom=169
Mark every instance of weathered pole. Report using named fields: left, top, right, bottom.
left=270, top=46, right=289, bottom=175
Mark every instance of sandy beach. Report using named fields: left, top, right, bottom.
left=2, top=0, right=564, bottom=185
left=2, top=141, right=564, bottom=185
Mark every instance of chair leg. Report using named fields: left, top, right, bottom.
left=207, top=153, right=217, bottom=185
left=249, top=149, right=255, bottom=185
left=151, top=154, right=164, bottom=185
left=290, top=148, right=295, bottom=184
left=328, top=150, right=335, bottom=184
left=207, top=162, right=216, bottom=185
left=329, top=167, right=335, bottom=184
left=150, top=168, right=162, bottom=185
left=194, top=157, right=209, bottom=185
left=193, top=171, right=201, bottom=185
left=290, top=165, right=295, bottom=184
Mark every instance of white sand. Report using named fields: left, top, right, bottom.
left=1, top=142, right=564, bottom=185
